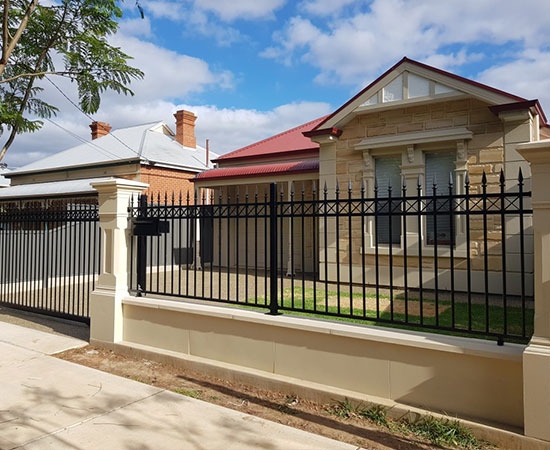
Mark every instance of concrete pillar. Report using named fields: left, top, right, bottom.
left=517, top=140, right=550, bottom=441
left=89, top=178, right=148, bottom=343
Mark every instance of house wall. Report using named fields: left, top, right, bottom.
left=318, top=98, right=536, bottom=296
left=209, top=181, right=317, bottom=275
left=138, top=165, right=197, bottom=202
left=7, top=163, right=198, bottom=204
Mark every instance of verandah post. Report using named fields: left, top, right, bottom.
left=89, top=179, right=148, bottom=344
left=517, top=141, right=550, bottom=442
left=268, top=182, right=280, bottom=315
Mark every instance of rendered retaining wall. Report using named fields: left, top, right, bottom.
left=120, top=295, right=524, bottom=429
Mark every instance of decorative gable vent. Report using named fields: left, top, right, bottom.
left=359, top=71, right=458, bottom=108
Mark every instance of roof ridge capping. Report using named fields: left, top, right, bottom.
left=307, top=56, right=543, bottom=135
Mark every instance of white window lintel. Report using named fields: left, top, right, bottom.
left=355, top=127, right=473, bottom=151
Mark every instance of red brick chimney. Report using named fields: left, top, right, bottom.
left=174, top=110, right=197, bottom=148
left=90, top=121, right=112, bottom=140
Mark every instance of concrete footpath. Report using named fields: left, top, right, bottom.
left=0, top=321, right=357, bottom=450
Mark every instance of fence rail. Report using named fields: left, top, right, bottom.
left=129, top=169, right=534, bottom=343
left=0, top=197, right=100, bottom=323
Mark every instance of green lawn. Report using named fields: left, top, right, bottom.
left=246, top=287, right=533, bottom=344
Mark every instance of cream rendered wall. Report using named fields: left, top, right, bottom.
left=121, top=297, right=524, bottom=429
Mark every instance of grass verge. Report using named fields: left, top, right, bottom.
left=328, top=398, right=489, bottom=449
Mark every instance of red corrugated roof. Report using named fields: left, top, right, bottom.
left=214, top=116, right=327, bottom=163
left=195, top=160, right=318, bottom=182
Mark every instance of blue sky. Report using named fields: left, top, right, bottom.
left=4, top=0, right=550, bottom=168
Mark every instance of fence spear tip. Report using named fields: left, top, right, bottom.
left=518, top=167, right=524, bottom=182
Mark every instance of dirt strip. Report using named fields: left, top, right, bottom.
left=57, top=345, right=490, bottom=450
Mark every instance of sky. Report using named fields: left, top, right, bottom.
left=3, top=0, right=550, bottom=168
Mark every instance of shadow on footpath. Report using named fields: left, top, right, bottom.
left=0, top=305, right=89, bottom=341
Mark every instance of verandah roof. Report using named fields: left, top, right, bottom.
left=195, top=160, right=319, bottom=182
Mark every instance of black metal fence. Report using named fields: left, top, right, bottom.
left=0, top=196, right=100, bottom=323
left=129, top=170, right=534, bottom=343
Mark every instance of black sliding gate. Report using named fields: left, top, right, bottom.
left=0, top=196, right=101, bottom=324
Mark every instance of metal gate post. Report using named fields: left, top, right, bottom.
left=136, top=194, right=147, bottom=296
left=268, top=182, right=280, bottom=315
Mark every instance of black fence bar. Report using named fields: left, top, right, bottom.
left=129, top=171, right=534, bottom=344
left=0, top=196, right=100, bottom=323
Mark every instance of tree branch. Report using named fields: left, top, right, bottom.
left=0, top=70, right=85, bottom=84
left=2, top=0, right=9, bottom=64
left=0, top=0, right=39, bottom=77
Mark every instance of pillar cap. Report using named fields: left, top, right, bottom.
left=91, top=177, right=149, bottom=192
left=517, top=139, right=550, bottom=164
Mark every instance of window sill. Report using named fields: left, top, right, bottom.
left=360, top=246, right=468, bottom=259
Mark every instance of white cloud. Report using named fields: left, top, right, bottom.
left=264, top=0, right=550, bottom=86
left=141, top=0, right=186, bottom=19
left=142, top=1, right=245, bottom=46
left=175, top=101, right=331, bottom=154
left=118, top=17, right=153, bottom=38
left=109, top=34, right=234, bottom=102
left=3, top=98, right=331, bottom=167
left=195, top=0, right=285, bottom=21
left=299, top=0, right=358, bottom=16
left=1, top=25, right=236, bottom=167
left=478, top=49, right=550, bottom=115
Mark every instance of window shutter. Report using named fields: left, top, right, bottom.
left=425, top=152, right=456, bottom=245
left=375, top=157, right=402, bottom=245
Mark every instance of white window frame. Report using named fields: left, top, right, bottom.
left=360, top=138, right=469, bottom=258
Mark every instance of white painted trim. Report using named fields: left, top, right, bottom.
left=122, top=295, right=525, bottom=360
left=355, top=128, right=473, bottom=150
left=322, top=60, right=521, bottom=130
left=194, top=172, right=318, bottom=188
left=353, top=91, right=465, bottom=115
left=91, top=178, right=149, bottom=190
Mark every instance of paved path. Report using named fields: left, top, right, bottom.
left=0, top=321, right=357, bottom=450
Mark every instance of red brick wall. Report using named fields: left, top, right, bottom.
left=140, top=165, right=197, bottom=203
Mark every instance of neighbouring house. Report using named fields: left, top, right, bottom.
left=0, top=110, right=217, bottom=203
left=194, top=116, right=325, bottom=272
left=195, top=57, right=546, bottom=297
left=0, top=168, right=10, bottom=188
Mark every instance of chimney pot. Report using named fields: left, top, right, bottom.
left=90, top=121, right=112, bottom=140
left=174, top=110, right=197, bottom=148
